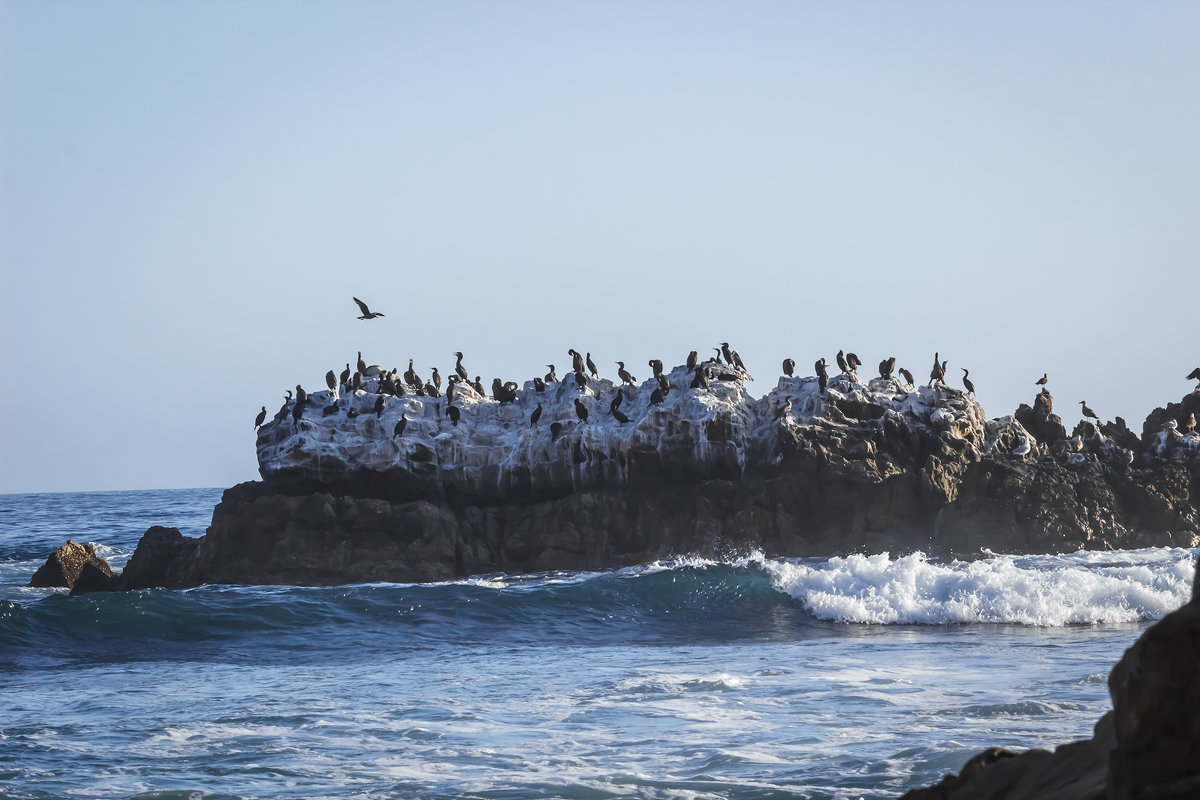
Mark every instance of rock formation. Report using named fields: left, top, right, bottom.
left=32, top=363, right=1200, bottom=590
left=900, top=555, right=1200, bottom=800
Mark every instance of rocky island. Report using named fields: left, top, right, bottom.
left=33, top=354, right=1200, bottom=592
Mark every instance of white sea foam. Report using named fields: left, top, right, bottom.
left=761, top=548, right=1197, bottom=625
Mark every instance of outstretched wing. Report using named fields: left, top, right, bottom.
left=353, top=297, right=371, bottom=316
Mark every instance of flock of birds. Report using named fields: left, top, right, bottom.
left=250, top=298, right=1200, bottom=441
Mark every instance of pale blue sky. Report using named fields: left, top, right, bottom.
left=2, top=1, right=1198, bottom=493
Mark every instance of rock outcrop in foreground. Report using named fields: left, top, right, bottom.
left=32, top=366, right=1200, bottom=590
left=901, top=556, right=1200, bottom=800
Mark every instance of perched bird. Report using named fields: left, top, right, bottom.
left=340, top=363, right=351, bottom=386
left=358, top=352, right=368, bottom=375
left=656, top=374, right=669, bottom=394
left=1185, top=413, right=1196, bottom=434
left=374, top=396, right=386, bottom=418
left=686, top=351, right=698, bottom=372
left=616, top=361, right=636, bottom=386
left=775, top=398, right=792, bottom=420
left=836, top=350, right=850, bottom=373
left=423, top=381, right=440, bottom=399
left=533, top=377, right=546, bottom=393
left=815, top=358, right=828, bottom=378
left=649, top=387, right=665, bottom=406
left=846, top=353, right=861, bottom=372
left=879, top=357, right=896, bottom=379
left=254, top=406, right=266, bottom=428
left=472, top=376, right=485, bottom=396
left=731, top=350, right=748, bottom=375
left=1035, top=373, right=1049, bottom=386
left=295, top=385, right=308, bottom=405
left=431, top=368, right=442, bottom=393
left=550, top=421, right=564, bottom=442
left=1080, top=400, right=1099, bottom=423
left=899, top=367, right=914, bottom=385
left=782, top=358, right=795, bottom=377
left=612, top=408, right=630, bottom=426
left=574, top=398, right=589, bottom=424
left=292, top=398, right=305, bottom=426
left=404, top=360, right=420, bottom=389
left=545, top=365, right=558, bottom=383
left=609, top=392, right=624, bottom=414
left=326, top=370, right=337, bottom=393
left=569, top=349, right=585, bottom=374
left=445, top=378, right=457, bottom=405
left=448, top=405, right=461, bottom=426
left=454, top=352, right=470, bottom=382
left=323, top=402, right=339, bottom=417
left=530, top=403, right=542, bottom=427
left=353, top=296, right=385, bottom=319
left=690, top=367, right=709, bottom=390
left=720, top=342, right=734, bottom=365
left=930, top=356, right=947, bottom=385
left=961, top=368, right=975, bottom=396
left=586, top=352, right=599, bottom=378
left=393, top=416, right=407, bottom=437
left=819, top=371, right=828, bottom=395
left=649, top=358, right=664, bottom=379
left=575, top=371, right=589, bottom=391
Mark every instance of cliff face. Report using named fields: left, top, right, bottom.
left=167, top=369, right=1200, bottom=588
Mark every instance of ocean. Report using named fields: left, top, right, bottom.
left=1, top=488, right=1195, bottom=800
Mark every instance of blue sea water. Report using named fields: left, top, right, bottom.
left=1, top=489, right=1196, bottom=800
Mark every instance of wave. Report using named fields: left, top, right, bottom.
left=3, top=548, right=1195, bottom=659
left=761, top=547, right=1196, bottom=625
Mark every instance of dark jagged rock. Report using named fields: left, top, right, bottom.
left=900, top=557, right=1200, bottom=800
left=70, top=561, right=121, bottom=595
left=119, top=526, right=200, bottom=591
left=1014, top=388, right=1067, bottom=445
left=29, top=540, right=114, bottom=589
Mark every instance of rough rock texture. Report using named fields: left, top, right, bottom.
left=900, top=557, right=1200, bottom=800
left=29, top=540, right=114, bottom=589
left=70, top=561, right=121, bottom=595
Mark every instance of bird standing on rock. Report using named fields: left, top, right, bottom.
left=393, top=416, right=407, bottom=437
left=616, top=362, right=636, bottom=386
left=879, top=357, right=896, bottom=379
left=1080, top=400, right=1099, bottom=423
left=586, top=353, right=599, bottom=378
left=454, top=352, right=469, bottom=382
left=1036, top=373, right=1049, bottom=386
left=836, top=350, right=849, bottom=373
left=899, top=367, right=914, bottom=385
left=353, top=297, right=385, bottom=319
left=326, top=370, right=337, bottom=393
left=530, top=403, right=542, bottom=427
left=686, top=351, right=698, bottom=372
left=254, top=406, right=266, bottom=428
left=574, top=398, right=589, bottom=424
left=448, top=405, right=461, bottom=426
left=545, top=365, right=558, bottom=383
left=612, top=408, right=630, bottom=426
left=961, top=368, right=975, bottom=396
left=374, top=396, right=386, bottom=418
left=783, top=358, right=795, bottom=377
left=569, top=349, right=585, bottom=375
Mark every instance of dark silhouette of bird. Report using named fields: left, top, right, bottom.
left=836, top=350, right=849, bottom=373
left=1185, top=412, right=1196, bottom=434
left=326, top=370, right=337, bottom=393
left=690, top=367, right=709, bottom=390
left=295, top=385, right=308, bottom=405
left=649, top=387, right=665, bottom=405
left=899, top=367, right=914, bottom=385
left=569, top=349, right=584, bottom=374
left=353, top=297, right=385, bottom=319
left=254, top=406, right=266, bottom=428
left=574, top=398, right=589, bottom=424
left=574, top=371, right=589, bottom=391
left=609, top=392, right=624, bottom=414
left=423, top=381, right=441, bottom=399
left=731, top=350, right=747, bottom=374
left=649, top=359, right=664, bottom=379
left=545, top=365, right=558, bottom=383
left=472, top=376, right=485, bottom=395
left=586, top=352, right=598, bottom=378
left=818, top=371, right=828, bottom=395
left=879, top=357, right=896, bottom=379
left=616, top=362, right=636, bottom=386
left=782, top=358, right=795, bottom=377
left=550, top=422, right=564, bottom=441
left=613, top=408, right=630, bottom=426
left=445, top=378, right=457, bottom=405
left=1080, top=400, right=1099, bottom=423
left=961, top=368, right=975, bottom=396
left=431, top=367, right=442, bottom=393
left=323, top=402, right=339, bottom=417
left=1036, top=373, right=1048, bottom=386
left=1187, top=367, right=1200, bottom=381
left=533, top=377, right=546, bottom=393
left=393, top=416, right=407, bottom=436
left=720, top=342, right=734, bottom=365
left=404, top=359, right=419, bottom=388
left=374, top=396, right=386, bottom=417
left=775, top=398, right=792, bottom=420
left=656, top=374, right=669, bottom=394
left=292, top=398, right=305, bottom=426
left=454, top=352, right=469, bottom=382
left=530, top=403, right=542, bottom=427
left=815, top=358, right=828, bottom=378
left=352, top=372, right=363, bottom=392
left=686, top=351, right=698, bottom=372
left=340, top=363, right=351, bottom=386
left=846, top=353, right=861, bottom=372
left=491, top=378, right=517, bottom=404
left=358, top=351, right=368, bottom=375
left=930, top=354, right=947, bottom=385
left=448, top=405, right=461, bottom=426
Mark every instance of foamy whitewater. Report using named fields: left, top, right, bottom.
left=2, top=489, right=1196, bottom=799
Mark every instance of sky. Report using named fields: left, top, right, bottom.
left=1, top=1, right=1198, bottom=494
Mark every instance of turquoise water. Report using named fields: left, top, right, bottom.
left=2, top=489, right=1194, bottom=799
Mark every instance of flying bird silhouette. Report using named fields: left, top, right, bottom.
left=353, top=297, right=385, bottom=320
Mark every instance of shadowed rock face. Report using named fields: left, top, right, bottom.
left=30, top=540, right=114, bottom=589
left=900, top=557, right=1200, bottom=800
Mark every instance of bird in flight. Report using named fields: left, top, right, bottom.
left=353, top=297, right=385, bottom=320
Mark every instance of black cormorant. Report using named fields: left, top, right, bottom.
left=353, top=297, right=385, bottom=319
left=533, top=377, right=546, bottom=393
left=686, top=351, right=698, bottom=372
left=690, top=367, right=709, bottom=390
left=574, top=370, right=588, bottom=391
left=836, top=350, right=849, bottom=373
left=296, top=385, right=308, bottom=404
left=326, top=370, right=337, bottom=392
left=586, top=352, right=598, bottom=377
left=374, top=396, right=386, bottom=417
left=574, top=398, right=589, bottom=424
left=569, top=349, right=584, bottom=374
left=899, top=367, right=914, bottom=385
left=424, top=382, right=441, bottom=399
left=445, top=378, right=457, bottom=405
left=961, top=368, right=975, bottom=396
left=720, top=342, right=734, bottom=365
left=731, top=350, right=747, bottom=373
left=613, top=408, right=630, bottom=426
left=404, top=359, right=419, bottom=388
left=340, top=363, right=351, bottom=386
left=358, top=352, right=368, bottom=375
left=292, top=398, right=305, bottom=426
left=431, top=368, right=442, bottom=393
left=815, top=358, right=828, bottom=378
left=472, top=376, right=485, bottom=395
left=545, top=365, right=558, bottom=383
left=609, top=392, right=624, bottom=414
left=448, top=405, right=461, bottom=426
left=649, top=387, right=664, bottom=405
left=530, top=403, right=542, bottom=427
left=879, top=357, right=895, bottom=379
left=656, top=374, right=669, bottom=394
left=846, top=353, right=861, bottom=372
left=454, top=352, right=469, bottom=382
left=616, top=361, right=636, bottom=386
left=649, top=359, right=664, bottom=379
left=393, top=416, right=407, bottom=436
left=782, top=358, right=795, bottom=377
left=819, top=372, right=828, bottom=395
left=254, top=406, right=266, bottom=428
